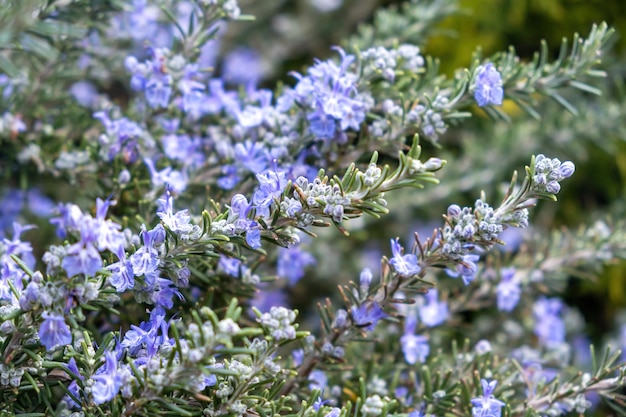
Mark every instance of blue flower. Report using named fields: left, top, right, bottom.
left=533, top=297, right=565, bottom=348
left=39, top=312, right=72, bottom=351
left=62, top=357, right=83, bottom=409
left=351, top=301, right=387, bottom=331
left=107, top=246, right=134, bottom=292
left=18, top=281, right=40, bottom=311
left=234, top=140, right=269, bottom=174
left=474, top=63, right=503, bottom=107
left=419, top=289, right=449, bottom=327
left=130, top=226, right=161, bottom=277
left=145, top=74, right=172, bottom=108
left=277, top=246, right=316, bottom=285
left=445, top=254, right=480, bottom=285
left=223, top=47, right=263, bottom=85
left=219, top=255, right=244, bottom=277
left=253, top=168, right=288, bottom=219
left=217, top=165, right=241, bottom=190
left=388, top=238, right=420, bottom=276
left=400, top=332, right=430, bottom=364
left=151, top=277, right=183, bottom=309
left=308, top=370, right=328, bottom=391
left=144, top=158, right=187, bottom=193
left=91, top=350, right=122, bottom=404
left=121, top=307, right=166, bottom=356
left=62, top=240, right=103, bottom=278
left=245, top=226, right=262, bottom=249
left=471, top=379, right=505, bottom=417
left=308, top=108, right=337, bottom=139
left=496, top=267, right=521, bottom=312
left=157, top=191, right=198, bottom=238
left=93, top=198, right=125, bottom=253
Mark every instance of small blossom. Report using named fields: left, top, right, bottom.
left=496, top=267, right=521, bottom=312
left=471, top=379, right=506, bottom=417
left=91, top=350, right=123, bottom=404
left=419, top=289, right=449, bottom=327
left=39, top=312, right=72, bottom=351
left=474, top=63, right=504, bottom=107
left=277, top=246, right=316, bottom=285
left=400, top=332, right=430, bottom=364
left=388, top=238, right=420, bottom=276
left=533, top=297, right=566, bottom=348
left=107, top=243, right=134, bottom=292
left=446, top=254, right=480, bottom=285
left=351, top=301, right=387, bottom=331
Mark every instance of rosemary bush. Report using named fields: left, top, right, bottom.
left=0, top=1, right=625, bottom=416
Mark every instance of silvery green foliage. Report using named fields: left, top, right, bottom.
left=0, top=1, right=625, bottom=416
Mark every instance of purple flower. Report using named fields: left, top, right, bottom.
left=62, top=240, right=103, bottom=278
left=39, top=312, right=72, bottom=351
left=93, top=112, right=144, bottom=162
left=181, top=85, right=206, bottom=116
left=388, top=238, right=420, bottom=276
left=130, top=226, right=160, bottom=276
left=145, top=74, right=172, bottom=108
left=157, top=191, right=196, bottom=236
left=217, top=164, right=241, bottom=189
left=50, top=203, right=84, bottom=238
left=250, top=286, right=288, bottom=316
left=107, top=247, right=134, bottom=292
left=308, top=370, right=328, bottom=391
left=400, top=332, right=430, bottom=364
left=446, top=254, right=480, bottom=285
left=62, top=357, right=83, bottom=408
left=151, top=277, right=183, bottom=309
left=292, top=348, right=304, bottom=367
left=91, top=350, right=123, bottom=404
left=419, top=289, right=448, bottom=327
left=19, top=281, right=40, bottom=311
left=359, top=267, right=373, bottom=293
left=308, top=108, right=337, bottom=139
left=245, top=226, right=262, bottom=249
left=471, top=379, right=505, bottom=417
left=144, top=158, right=187, bottom=193
left=533, top=297, right=565, bottom=348
left=70, top=81, right=98, bottom=107
left=277, top=246, right=316, bottom=285
left=312, top=395, right=331, bottom=411
left=351, top=301, right=387, bottom=331
left=496, top=267, right=521, bottom=312
left=229, top=194, right=252, bottom=220
left=238, top=89, right=274, bottom=128
left=253, top=168, right=288, bottom=219
left=234, top=140, right=269, bottom=174
left=474, top=63, right=503, bottom=107
left=122, top=307, right=166, bottom=356
left=94, top=198, right=125, bottom=253
left=205, top=79, right=241, bottom=116
left=219, top=255, right=244, bottom=277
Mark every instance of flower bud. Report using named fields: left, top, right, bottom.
left=447, top=204, right=461, bottom=217
left=558, top=161, right=575, bottom=178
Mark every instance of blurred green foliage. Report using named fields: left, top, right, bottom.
left=426, top=0, right=626, bottom=73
